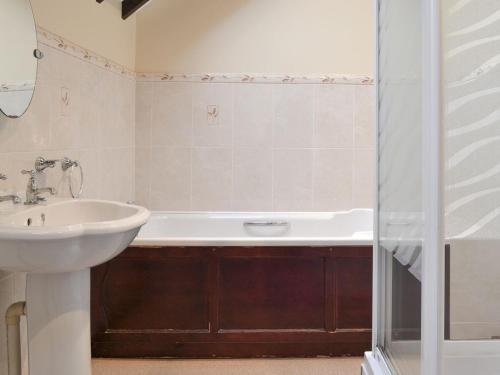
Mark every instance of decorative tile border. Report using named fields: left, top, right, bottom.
left=36, top=27, right=135, bottom=78
left=35, top=27, right=374, bottom=85
left=0, top=82, right=35, bottom=93
left=136, top=72, right=374, bottom=85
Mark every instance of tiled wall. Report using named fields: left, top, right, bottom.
left=135, top=81, right=375, bottom=212
left=0, top=34, right=135, bottom=374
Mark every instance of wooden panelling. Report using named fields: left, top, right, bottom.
left=335, top=256, right=372, bottom=329
left=91, top=246, right=372, bottom=358
left=219, top=256, right=326, bottom=330
left=103, top=256, right=209, bottom=331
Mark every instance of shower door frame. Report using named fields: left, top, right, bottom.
left=369, top=0, right=500, bottom=374
left=366, top=0, right=444, bottom=374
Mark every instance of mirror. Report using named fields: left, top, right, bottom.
left=0, top=0, right=39, bottom=118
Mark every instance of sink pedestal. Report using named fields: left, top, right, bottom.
left=0, top=199, right=150, bottom=374
left=26, top=269, right=91, bottom=375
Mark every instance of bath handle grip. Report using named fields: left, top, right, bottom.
left=243, top=221, right=290, bottom=227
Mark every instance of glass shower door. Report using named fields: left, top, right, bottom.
left=377, top=0, right=424, bottom=374
left=442, top=0, right=500, bottom=373
left=375, top=0, right=500, bottom=374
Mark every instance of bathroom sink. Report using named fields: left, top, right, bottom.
left=0, top=199, right=150, bottom=273
left=0, top=199, right=149, bottom=375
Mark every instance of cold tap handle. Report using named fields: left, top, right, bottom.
left=35, top=157, right=59, bottom=172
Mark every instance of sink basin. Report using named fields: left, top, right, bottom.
left=0, top=198, right=150, bottom=375
left=0, top=199, right=150, bottom=273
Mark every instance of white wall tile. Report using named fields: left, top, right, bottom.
left=138, top=81, right=374, bottom=212
left=78, top=75, right=105, bottom=150
left=234, top=84, right=273, bottom=148
left=150, top=147, right=191, bottom=210
left=313, top=149, right=353, bottom=211
left=136, top=82, right=153, bottom=148
left=192, top=84, right=234, bottom=147
left=192, top=148, right=232, bottom=211
left=354, top=85, right=375, bottom=148
left=273, top=149, right=313, bottom=211
left=1, top=84, right=52, bottom=153
left=314, top=85, right=355, bottom=148
left=353, top=148, right=374, bottom=208
left=273, top=85, right=315, bottom=148
left=99, top=148, right=135, bottom=202
left=151, top=82, right=193, bottom=147
left=233, top=148, right=273, bottom=211
left=135, top=148, right=152, bottom=207
left=78, top=149, right=102, bottom=200
left=0, top=44, right=136, bottom=203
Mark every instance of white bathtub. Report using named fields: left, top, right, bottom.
left=133, top=209, right=373, bottom=247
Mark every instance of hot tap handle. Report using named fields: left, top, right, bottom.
left=35, top=157, right=58, bottom=172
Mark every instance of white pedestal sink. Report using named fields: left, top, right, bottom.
left=0, top=199, right=150, bottom=375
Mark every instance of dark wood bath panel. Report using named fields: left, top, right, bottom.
left=91, top=246, right=372, bottom=358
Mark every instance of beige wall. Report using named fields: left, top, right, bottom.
left=28, top=0, right=374, bottom=74
left=136, top=0, right=374, bottom=75
left=30, top=0, right=136, bottom=70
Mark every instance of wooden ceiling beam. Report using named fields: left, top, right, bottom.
left=95, top=0, right=150, bottom=19
left=122, top=0, right=151, bottom=20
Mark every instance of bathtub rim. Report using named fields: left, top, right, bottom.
left=136, top=208, right=373, bottom=218
left=132, top=236, right=373, bottom=247
left=133, top=208, right=373, bottom=246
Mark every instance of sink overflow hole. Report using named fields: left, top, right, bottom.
left=26, top=218, right=32, bottom=227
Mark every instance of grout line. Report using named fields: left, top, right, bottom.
left=148, top=82, right=154, bottom=207
left=230, top=83, right=235, bottom=211
left=351, top=86, right=356, bottom=208
left=138, top=146, right=363, bottom=151
left=189, top=83, right=194, bottom=211
left=271, top=85, right=276, bottom=211
left=311, top=84, right=318, bottom=210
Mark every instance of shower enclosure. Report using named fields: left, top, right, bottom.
left=364, top=0, right=500, bottom=374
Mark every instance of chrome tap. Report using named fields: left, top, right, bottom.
left=35, top=157, right=58, bottom=172
left=0, top=173, right=21, bottom=204
left=21, top=169, right=57, bottom=205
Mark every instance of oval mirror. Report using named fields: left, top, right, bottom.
left=0, top=0, right=39, bottom=118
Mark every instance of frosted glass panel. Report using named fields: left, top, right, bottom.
left=378, top=0, right=423, bottom=374
left=443, top=0, right=500, bottom=342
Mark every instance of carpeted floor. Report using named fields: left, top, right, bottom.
left=92, top=357, right=363, bottom=375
